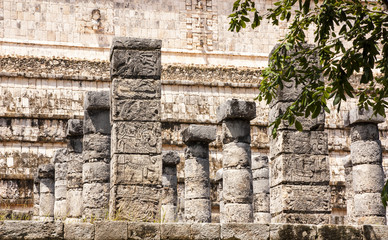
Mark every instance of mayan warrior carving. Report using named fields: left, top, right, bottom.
left=82, top=91, right=111, bottom=220
left=252, top=155, right=270, bottom=223
left=181, top=125, right=216, bottom=223
left=346, top=108, right=386, bottom=225
left=161, top=151, right=181, bottom=222
left=37, top=164, right=55, bottom=221
left=268, top=45, right=330, bottom=224
left=217, top=99, right=256, bottom=223
left=53, top=148, right=68, bottom=220
left=66, top=119, right=84, bottom=220
left=109, top=37, right=162, bottom=221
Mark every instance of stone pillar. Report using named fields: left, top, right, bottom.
left=66, top=119, right=84, bottom=220
left=268, top=45, right=330, bottom=224
left=109, top=37, right=162, bottom=221
left=38, top=164, right=55, bottom=220
left=182, top=124, right=216, bottom=223
left=53, top=148, right=68, bottom=220
left=346, top=108, right=386, bottom=225
left=82, top=91, right=111, bottom=220
left=217, top=99, right=256, bottom=223
left=343, top=157, right=355, bottom=225
left=161, top=151, right=180, bottom=222
left=32, top=172, right=40, bottom=220
left=215, top=168, right=223, bottom=223
left=252, top=155, right=270, bottom=223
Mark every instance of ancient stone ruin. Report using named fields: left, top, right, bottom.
left=0, top=37, right=387, bottom=239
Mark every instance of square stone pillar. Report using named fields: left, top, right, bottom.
left=66, top=119, right=84, bottom=220
left=268, top=45, right=330, bottom=224
left=109, top=37, right=162, bottom=221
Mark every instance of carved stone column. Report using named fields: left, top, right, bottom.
left=252, top=155, right=270, bottom=223
left=109, top=37, right=162, bottom=221
left=217, top=99, right=256, bottom=223
left=268, top=45, right=330, bottom=224
left=53, top=148, right=68, bottom=220
left=82, top=91, right=111, bottom=220
left=66, top=119, right=84, bottom=220
left=161, top=151, right=180, bottom=222
left=38, top=164, right=55, bottom=220
left=346, top=108, right=386, bottom=225
left=182, top=125, right=216, bottom=223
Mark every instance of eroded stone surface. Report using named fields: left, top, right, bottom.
left=181, top=125, right=217, bottom=144
left=217, top=99, right=256, bottom=122
left=112, top=121, right=162, bottom=154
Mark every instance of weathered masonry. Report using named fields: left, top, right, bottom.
left=2, top=38, right=388, bottom=240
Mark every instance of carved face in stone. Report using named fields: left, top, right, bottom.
left=92, top=9, right=101, bottom=21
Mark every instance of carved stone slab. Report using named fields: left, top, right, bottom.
left=270, top=131, right=328, bottom=158
left=111, top=121, right=162, bottom=154
left=111, top=154, right=162, bottom=185
left=112, top=78, right=161, bottom=100
left=111, top=50, right=161, bottom=79
left=270, top=154, right=329, bottom=187
left=270, top=185, right=331, bottom=213
left=112, top=99, right=160, bottom=122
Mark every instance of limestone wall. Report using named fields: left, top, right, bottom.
left=0, top=220, right=387, bottom=240
left=1, top=60, right=388, bottom=210
left=0, top=0, right=289, bottom=67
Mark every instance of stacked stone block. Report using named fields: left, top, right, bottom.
left=53, top=148, right=68, bottom=220
left=82, top=91, right=111, bottom=220
left=215, top=168, right=223, bottom=223
left=182, top=125, right=216, bottom=223
left=109, top=37, right=162, bottom=221
left=37, top=164, right=55, bottom=220
left=66, top=119, right=84, bottom=219
left=343, top=157, right=355, bottom=225
left=346, top=108, right=386, bottom=225
left=217, top=99, right=256, bottom=223
left=268, top=46, right=330, bottom=224
left=252, top=155, right=271, bottom=223
left=32, top=172, right=40, bottom=220
left=161, top=151, right=180, bottom=222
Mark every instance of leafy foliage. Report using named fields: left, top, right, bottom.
left=229, top=0, right=388, bottom=208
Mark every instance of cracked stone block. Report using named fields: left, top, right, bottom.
left=217, top=99, right=256, bottom=122
left=350, top=140, right=382, bottom=165
left=181, top=124, right=217, bottom=144
left=162, top=151, right=180, bottom=166
left=346, top=108, right=385, bottom=126
left=222, top=142, right=251, bottom=169
left=66, top=119, right=84, bottom=137
left=84, top=91, right=110, bottom=110
left=221, top=119, right=251, bottom=144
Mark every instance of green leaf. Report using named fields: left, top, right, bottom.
left=295, top=120, right=303, bottom=131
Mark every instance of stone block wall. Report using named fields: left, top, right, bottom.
left=1, top=220, right=388, bottom=240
